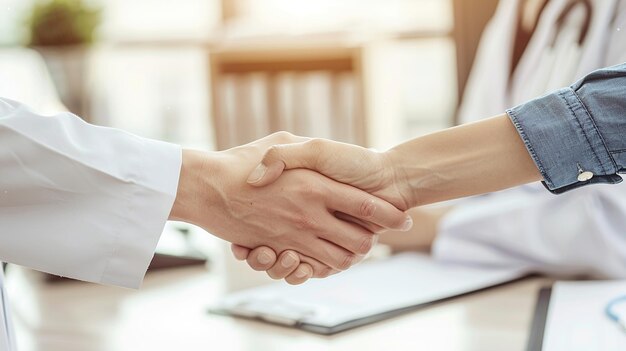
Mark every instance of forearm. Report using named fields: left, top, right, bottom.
left=386, top=114, right=542, bottom=207
left=386, top=64, right=626, bottom=206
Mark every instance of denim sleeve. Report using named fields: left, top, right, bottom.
left=506, top=63, right=626, bottom=194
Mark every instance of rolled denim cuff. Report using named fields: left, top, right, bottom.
left=507, top=87, right=622, bottom=194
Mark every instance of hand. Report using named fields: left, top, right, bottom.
left=231, top=206, right=449, bottom=285
left=169, top=132, right=411, bottom=275
left=233, top=137, right=414, bottom=284
left=246, top=139, right=416, bottom=211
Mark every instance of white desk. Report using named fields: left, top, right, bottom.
left=6, top=265, right=550, bottom=351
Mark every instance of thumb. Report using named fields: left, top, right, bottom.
left=247, top=141, right=320, bottom=186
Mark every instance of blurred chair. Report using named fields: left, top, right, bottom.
left=209, top=38, right=367, bottom=150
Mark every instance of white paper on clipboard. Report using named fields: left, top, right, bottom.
left=211, top=253, right=525, bottom=333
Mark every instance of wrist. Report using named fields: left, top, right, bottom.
left=169, top=149, right=220, bottom=225
left=384, top=115, right=542, bottom=207
left=384, top=146, right=438, bottom=208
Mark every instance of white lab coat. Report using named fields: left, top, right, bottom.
left=0, top=97, right=182, bottom=350
left=434, top=0, right=626, bottom=278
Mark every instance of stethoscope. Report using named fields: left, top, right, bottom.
left=549, top=0, right=592, bottom=47
left=605, top=295, right=626, bottom=332
left=509, top=0, right=593, bottom=87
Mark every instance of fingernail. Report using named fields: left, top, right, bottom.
left=247, top=164, right=267, bottom=184
left=281, top=253, right=297, bottom=268
left=295, top=267, right=309, bottom=278
left=258, top=252, right=272, bottom=265
left=402, top=216, right=413, bottom=231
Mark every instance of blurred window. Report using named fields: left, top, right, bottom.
left=2, top=0, right=456, bottom=150
left=237, top=0, right=452, bottom=34
left=99, top=0, right=220, bottom=41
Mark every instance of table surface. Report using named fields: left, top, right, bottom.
left=6, top=265, right=551, bottom=351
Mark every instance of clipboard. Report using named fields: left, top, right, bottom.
left=210, top=253, right=527, bottom=335
left=528, top=281, right=626, bottom=351
left=211, top=277, right=527, bottom=335
left=526, top=287, right=552, bottom=351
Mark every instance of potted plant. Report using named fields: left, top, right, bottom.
left=25, top=0, right=101, bottom=117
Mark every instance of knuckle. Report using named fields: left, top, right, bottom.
left=372, top=226, right=386, bottom=234
left=305, top=138, right=326, bottom=155
left=357, top=235, right=374, bottom=255
left=359, top=199, right=376, bottom=218
left=271, top=131, right=295, bottom=143
left=294, top=213, right=318, bottom=231
left=299, top=138, right=326, bottom=168
left=299, top=182, right=324, bottom=199
left=339, top=254, right=355, bottom=271
left=352, top=254, right=365, bottom=265
left=265, top=144, right=281, bottom=159
left=316, top=266, right=333, bottom=278
left=306, top=138, right=323, bottom=148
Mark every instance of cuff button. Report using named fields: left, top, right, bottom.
left=577, top=171, right=594, bottom=182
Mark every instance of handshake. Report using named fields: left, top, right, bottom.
left=169, top=115, right=541, bottom=284
left=169, top=132, right=417, bottom=285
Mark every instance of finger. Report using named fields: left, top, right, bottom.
left=327, top=182, right=412, bottom=231
left=285, top=263, right=313, bottom=285
left=247, top=141, right=321, bottom=186
left=267, top=250, right=300, bottom=280
left=245, top=246, right=278, bottom=271
left=296, top=255, right=339, bottom=278
left=298, top=237, right=361, bottom=271
left=315, top=216, right=378, bottom=256
left=335, top=211, right=386, bottom=234
left=293, top=254, right=337, bottom=278
left=231, top=244, right=251, bottom=260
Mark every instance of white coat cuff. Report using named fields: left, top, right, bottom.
left=100, top=140, right=182, bottom=289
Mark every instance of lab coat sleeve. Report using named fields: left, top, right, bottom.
left=0, top=98, right=182, bottom=288
left=432, top=185, right=626, bottom=278
left=506, top=62, right=626, bottom=194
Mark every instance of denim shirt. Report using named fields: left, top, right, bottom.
left=507, top=63, right=626, bottom=194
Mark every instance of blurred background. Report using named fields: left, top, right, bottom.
left=0, top=0, right=497, bottom=152
left=6, top=1, right=624, bottom=350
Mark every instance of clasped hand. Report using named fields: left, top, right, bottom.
left=170, top=132, right=412, bottom=285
